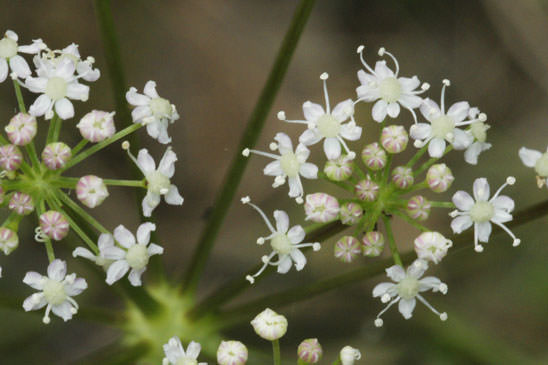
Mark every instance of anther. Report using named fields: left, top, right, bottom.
left=277, top=111, right=286, bottom=120
left=320, top=72, right=329, bottom=80
left=121, top=141, right=130, bottom=150
left=506, top=176, right=516, bottom=185
left=357, top=45, right=365, bottom=54
left=242, top=148, right=250, bottom=157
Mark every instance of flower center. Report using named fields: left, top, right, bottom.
left=146, top=171, right=171, bottom=194
left=469, top=201, right=494, bottom=222
left=379, top=76, right=402, bottom=103
left=534, top=153, right=548, bottom=177
left=126, top=244, right=149, bottom=270
left=176, top=357, right=197, bottom=365
left=279, top=152, right=300, bottom=178
left=43, top=279, right=67, bottom=306
left=0, top=37, right=17, bottom=58
left=316, top=114, right=341, bottom=138
left=45, top=77, right=68, bottom=101
left=271, top=233, right=293, bottom=255
left=397, top=276, right=419, bottom=300
left=431, top=115, right=455, bottom=139
left=470, top=122, right=488, bottom=142
left=149, top=97, right=172, bottom=117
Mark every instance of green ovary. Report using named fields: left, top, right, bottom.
left=279, top=152, right=300, bottom=178
left=431, top=115, right=455, bottom=139
left=316, top=114, right=341, bottom=138
left=270, top=233, right=292, bottom=255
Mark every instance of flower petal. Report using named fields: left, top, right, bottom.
left=113, top=225, right=136, bottom=248
left=165, top=185, right=184, bottom=205
left=398, top=298, right=416, bottom=319
left=451, top=128, right=473, bottom=150
left=299, top=128, right=322, bottom=146
left=9, top=55, right=31, bottom=78
left=47, top=259, right=66, bottom=281
left=158, top=149, right=177, bottom=177
left=473, top=178, right=490, bottom=201
left=105, top=260, right=130, bottom=285
left=147, top=243, right=164, bottom=256
left=55, top=98, right=75, bottom=120
left=372, top=282, right=396, bottom=298
left=23, top=271, right=45, bottom=290
left=143, top=80, right=159, bottom=99
left=386, top=102, right=400, bottom=118
left=126, top=87, right=149, bottom=106
left=385, top=265, right=405, bottom=282
left=410, top=123, right=432, bottom=140
left=277, top=255, right=292, bottom=274
left=66, top=82, right=89, bottom=101
left=52, top=301, right=74, bottom=321
left=302, top=101, right=325, bottom=122
left=477, top=221, right=492, bottom=242
left=420, top=98, right=442, bottom=121
left=137, top=149, right=156, bottom=174
left=136, top=222, right=156, bottom=245
left=290, top=248, right=307, bottom=271
left=452, top=191, right=474, bottom=211
left=65, top=278, right=88, bottom=296
left=274, top=132, right=293, bottom=155
left=142, top=191, right=161, bottom=217
left=264, top=160, right=282, bottom=176
left=0, top=58, right=8, bottom=82
left=273, top=210, right=289, bottom=233
left=519, top=147, right=542, bottom=168
left=323, top=137, right=341, bottom=160
left=451, top=215, right=473, bottom=234
left=128, top=268, right=146, bottom=286
left=185, top=341, right=202, bottom=359
left=299, top=163, right=318, bottom=179
left=29, top=94, right=52, bottom=117
left=447, top=101, right=470, bottom=123
left=287, top=225, right=305, bottom=244
left=331, top=99, right=354, bottom=122
left=491, top=195, right=514, bottom=212
left=372, top=99, right=388, bottom=123
left=339, top=123, right=362, bottom=141
left=428, top=138, right=446, bottom=158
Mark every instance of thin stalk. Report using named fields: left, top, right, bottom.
left=414, top=146, right=452, bottom=177
left=382, top=215, right=403, bottom=266
left=36, top=199, right=55, bottom=262
left=272, top=339, right=281, bottom=365
left=72, top=139, right=88, bottom=155
left=55, top=176, right=145, bottom=188
left=392, top=210, right=430, bottom=232
left=429, top=201, right=455, bottom=209
left=52, top=118, right=63, bottom=142
left=180, top=0, right=317, bottom=295
left=406, top=144, right=428, bottom=168
left=320, top=172, right=354, bottom=191
left=56, top=190, right=110, bottom=234
left=46, top=114, right=60, bottom=144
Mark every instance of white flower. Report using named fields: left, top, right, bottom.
left=251, top=308, right=288, bottom=341
left=463, top=107, right=491, bottom=165
left=410, top=80, right=487, bottom=158
left=0, top=30, right=46, bottom=82
left=451, top=177, right=519, bottom=252
left=519, top=146, right=548, bottom=188
left=25, top=55, right=89, bottom=120
left=414, top=232, right=452, bottom=264
left=340, top=346, right=362, bottom=365
left=356, top=46, right=428, bottom=123
left=102, top=223, right=164, bottom=286
left=278, top=73, right=362, bottom=160
left=72, top=232, right=116, bottom=270
left=126, top=146, right=184, bottom=217
left=217, top=340, right=248, bottom=365
left=373, top=259, right=448, bottom=327
left=22, top=259, right=87, bottom=324
left=162, top=336, right=206, bottom=365
left=243, top=133, right=318, bottom=203
left=241, top=197, right=320, bottom=283
left=48, top=43, right=100, bottom=82
left=126, top=80, right=179, bottom=144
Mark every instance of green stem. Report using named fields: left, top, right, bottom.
left=72, top=139, right=88, bottom=155
left=392, top=210, right=430, bottom=232
left=180, top=0, right=317, bottom=295
left=429, top=201, right=455, bottom=209
left=55, top=176, right=145, bottom=188
left=52, top=118, right=63, bottom=142
left=320, top=171, right=354, bottom=191
left=55, top=189, right=109, bottom=235
left=414, top=146, right=452, bottom=177
left=12, top=79, right=26, bottom=113
left=46, top=114, right=60, bottom=145
left=382, top=214, right=403, bottom=266
left=272, top=339, right=281, bottom=365
left=406, top=144, right=428, bottom=168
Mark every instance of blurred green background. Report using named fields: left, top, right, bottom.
left=0, top=0, right=547, bottom=363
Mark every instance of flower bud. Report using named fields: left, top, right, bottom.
left=77, top=110, right=116, bottom=142
left=304, top=193, right=339, bottom=223
left=362, top=231, right=384, bottom=257
left=217, top=340, right=248, bottom=365
left=340, top=346, right=361, bottom=365
left=426, top=163, right=454, bottom=193
left=324, top=154, right=353, bottom=181
left=380, top=125, right=408, bottom=153
left=76, top=175, right=109, bottom=208
left=414, top=231, right=452, bottom=264
left=355, top=179, right=379, bottom=202
left=298, top=338, right=323, bottom=364
left=339, top=202, right=363, bottom=225
left=5, top=113, right=37, bottom=146
left=8, top=192, right=34, bottom=215
left=361, top=142, right=386, bottom=171
left=251, top=308, right=287, bottom=341
left=39, top=210, right=69, bottom=241
left=0, top=227, right=19, bottom=255
left=391, top=166, right=414, bottom=189
left=334, top=236, right=361, bottom=263
left=42, top=142, right=72, bottom=170
left=406, top=195, right=431, bottom=221
left=0, top=144, right=23, bottom=171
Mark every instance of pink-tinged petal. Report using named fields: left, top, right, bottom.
left=477, top=221, right=492, bottom=242
left=143, top=80, right=159, bottom=98
left=264, top=160, right=282, bottom=176
left=373, top=282, right=396, bottom=297
left=29, top=94, right=52, bottom=117
left=147, top=243, right=164, bottom=256
left=137, top=148, right=156, bottom=174
left=519, top=147, right=542, bottom=167
left=447, top=101, right=470, bottom=123
left=323, top=137, right=341, bottom=160
left=372, top=99, right=388, bottom=123
left=491, top=195, right=514, bottom=212
left=385, top=265, right=405, bottom=282
left=374, top=60, right=394, bottom=79
left=158, top=149, right=177, bottom=177
left=66, top=83, right=89, bottom=101
left=410, top=123, right=432, bottom=140
left=54, top=98, right=75, bottom=120
left=128, top=268, right=146, bottom=286
left=340, top=123, right=362, bottom=141
left=332, top=99, right=354, bottom=122
left=287, top=225, right=305, bottom=244
left=452, top=191, right=474, bottom=211
left=473, top=178, right=490, bottom=201
left=451, top=215, right=473, bottom=234
left=273, top=210, right=289, bottom=233
left=113, top=225, right=136, bottom=248
left=23, top=272, right=45, bottom=290
left=420, top=98, right=441, bottom=121
left=451, top=128, right=473, bottom=150
left=299, top=162, right=318, bottom=179
left=105, top=260, right=130, bottom=285
left=398, top=298, right=416, bottom=319
left=428, top=138, right=446, bottom=158
left=0, top=58, right=8, bottom=82
left=165, top=185, right=184, bottom=205
left=302, top=101, right=325, bottom=122
left=299, top=128, right=322, bottom=146
left=47, top=259, right=66, bottom=281
left=65, top=277, right=87, bottom=296
left=52, top=301, right=74, bottom=321
left=274, top=132, right=293, bottom=155
left=386, top=102, right=400, bottom=118
left=277, top=255, right=292, bottom=274
left=9, top=55, right=31, bottom=78
left=290, top=248, right=307, bottom=271
left=136, top=222, right=156, bottom=245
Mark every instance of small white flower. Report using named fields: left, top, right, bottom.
left=242, top=197, right=320, bottom=283
left=251, top=308, right=288, bottom=341
left=340, top=346, right=362, bottom=365
left=126, top=146, right=184, bottom=217
left=410, top=80, right=487, bottom=158
left=278, top=73, right=362, bottom=160
left=373, top=259, right=448, bottom=326
left=72, top=232, right=116, bottom=270
left=519, top=146, right=548, bottom=188
left=102, top=223, right=164, bottom=286
left=126, top=80, right=179, bottom=144
left=162, top=336, right=206, bottom=365
left=450, top=177, right=519, bottom=252
left=48, top=43, right=100, bottom=82
left=0, top=30, right=46, bottom=82
left=356, top=45, right=428, bottom=123
left=463, top=107, right=491, bottom=165
left=217, top=340, right=248, bottom=365
left=414, top=231, right=452, bottom=264
left=22, top=259, right=87, bottom=324
left=243, top=133, right=318, bottom=202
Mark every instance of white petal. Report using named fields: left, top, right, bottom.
left=55, top=98, right=75, bottom=120
left=447, top=101, right=470, bottom=123
left=374, top=60, right=394, bottom=79
left=410, top=123, right=432, bottom=140
left=477, top=221, right=492, bottom=242
left=66, top=83, right=89, bottom=101
left=491, top=196, right=514, bottom=212
left=277, top=255, right=292, bottom=274
left=65, top=278, right=87, bottom=296
left=372, top=99, right=388, bottom=123
left=264, top=160, right=283, bottom=176
left=158, top=149, right=177, bottom=177
left=473, top=178, right=490, bottom=201
left=136, top=222, right=156, bottom=245
left=418, top=276, right=442, bottom=292
left=185, top=341, right=202, bottom=359
left=451, top=128, right=473, bottom=150
left=373, top=282, right=396, bottom=297
left=102, top=246, right=127, bottom=260
left=331, top=99, right=354, bottom=121
left=143, top=80, right=160, bottom=98
left=339, top=123, right=362, bottom=141
left=299, top=163, right=318, bottom=179
left=398, top=93, right=423, bottom=109
left=287, top=177, right=302, bottom=198
left=147, top=243, right=164, bottom=256
left=23, top=272, right=45, bottom=290
left=47, top=259, right=66, bottom=281
left=165, top=185, right=184, bottom=205
left=164, top=337, right=185, bottom=362
left=23, top=293, right=46, bottom=311
left=25, top=76, right=47, bottom=93
left=274, top=133, right=293, bottom=155
left=105, top=260, right=130, bottom=285
left=357, top=69, right=375, bottom=86
left=385, top=265, right=405, bottom=282
left=420, top=98, right=441, bottom=121
left=52, top=301, right=74, bottom=321
left=55, top=58, right=75, bottom=79
left=0, top=58, right=8, bottom=82
left=5, top=30, right=18, bottom=41
left=398, top=76, right=420, bottom=91
left=128, top=268, right=146, bottom=286
left=98, top=233, right=115, bottom=251
left=323, top=137, right=341, bottom=160
left=142, top=192, right=161, bottom=217
left=302, top=101, right=325, bottom=122
left=137, top=149, right=156, bottom=174
left=452, top=191, right=474, bottom=211
left=465, top=142, right=491, bottom=165
left=428, top=138, right=446, bottom=158
left=294, top=143, right=310, bottom=162
left=290, top=249, right=307, bottom=271
left=113, top=225, right=136, bottom=248
left=299, top=128, right=322, bottom=146
left=132, top=105, right=152, bottom=122
left=72, top=247, right=96, bottom=261
left=519, top=147, right=542, bottom=167
left=273, top=210, right=289, bottom=233
left=407, top=260, right=428, bottom=278
left=287, top=225, right=305, bottom=244
left=126, top=87, right=150, bottom=106
left=29, top=94, right=52, bottom=117
left=398, top=298, right=416, bottom=319
left=386, top=102, right=400, bottom=118
left=492, top=209, right=512, bottom=224
left=9, top=55, right=31, bottom=78
left=451, top=215, right=473, bottom=234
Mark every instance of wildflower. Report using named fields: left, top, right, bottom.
left=414, top=232, right=452, bottom=264
left=125, top=145, right=184, bottom=217
left=5, top=113, right=37, bottom=146
left=355, top=178, right=379, bottom=202
left=251, top=308, right=288, bottom=341
left=361, top=142, right=386, bottom=171
left=519, top=146, right=548, bottom=188
left=242, top=133, right=318, bottom=203
left=0, top=227, right=18, bottom=255
left=76, top=175, right=109, bottom=208
left=380, top=125, right=408, bottom=154
left=217, top=340, right=248, bottom=365
left=426, top=163, right=454, bottom=193
left=356, top=45, right=428, bottom=123
left=126, top=80, right=179, bottom=144
left=391, top=166, right=414, bottom=189
left=339, top=202, right=363, bottom=225
left=49, top=43, right=100, bottom=82
left=298, top=338, right=323, bottom=364
left=77, top=110, right=116, bottom=142
left=162, top=336, right=206, bottom=365
left=22, top=259, right=87, bottom=324
left=450, top=177, right=519, bottom=252
left=410, top=80, right=486, bottom=158
left=39, top=210, right=69, bottom=241
left=324, top=154, right=354, bottom=181
left=334, top=236, right=361, bottom=263
left=406, top=195, right=431, bottom=221
left=373, top=259, right=448, bottom=326
left=0, top=30, right=46, bottom=82
left=0, top=144, right=23, bottom=171
left=102, top=223, right=164, bottom=286
left=278, top=73, right=361, bottom=160
left=362, top=231, right=384, bottom=257
left=26, top=56, right=89, bottom=119
left=9, top=192, right=34, bottom=215
left=464, top=107, right=491, bottom=165
left=304, top=193, right=339, bottom=223
left=242, top=197, right=320, bottom=283
left=340, top=346, right=362, bottom=365
left=72, top=232, right=115, bottom=270
left=42, top=142, right=71, bottom=170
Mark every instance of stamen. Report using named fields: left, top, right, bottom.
left=242, top=198, right=276, bottom=233
left=441, top=79, right=451, bottom=114
left=356, top=45, right=376, bottom=75
left=246, top=252, right=276, bottom=284
left=375, top=297, right=400, bottom=326
left=378, top=47, right=400, bottom=76
left=490, top=176, right=515, bottom=200
left=320, top=73, right=330, bottom=114
left=243, top=148, right=280, bottom=160
left=43, top=304, right=52, bottom=324
left=473, top=223, right=484, bottom=252
left=294, top=242, right=321, bottom=251
left=491, top=221, right=520, bottom=247
left=416, top=294, right=446, bottom=320
left=269, top=142, right=278, bottom=151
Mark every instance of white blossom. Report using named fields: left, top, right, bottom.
left=251, top=308, right=288, bottom=341
left=340, top=346, right=362, bottom=365
left=463, top=107, right=491, bottom=165
left=72, top=232, right=116, bottom=270
left=519, top=146, right=548, bottom=188
left=162, top=336, right=206, bottom=365
left=45, top=43, right=100, bottom=82
left=0, top=30, right=46, bottom=82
